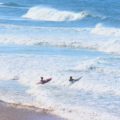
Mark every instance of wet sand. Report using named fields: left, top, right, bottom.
left=0, top=102, right=63, bottom=120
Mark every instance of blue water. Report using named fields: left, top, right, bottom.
left=0, top=45, right=108, bottom=57
left=0, top=1, right=120, bottom=120
left=0, top=0, right=120, bottom=27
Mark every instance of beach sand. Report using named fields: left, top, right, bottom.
left=0, top=101, right=63, bottom=120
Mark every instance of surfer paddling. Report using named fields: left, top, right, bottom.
left=37, top=77, right=52, bottom=85
left=37, top=76, right=81, bottom=85
left=69, top=76, right=82, bottom=83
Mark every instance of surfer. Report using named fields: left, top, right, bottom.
left=69, top=76, right=82, bottom=83
left=37, top=77, right=52, bottom=84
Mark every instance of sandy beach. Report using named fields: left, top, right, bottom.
left=0, top=101, right=63, bottom=120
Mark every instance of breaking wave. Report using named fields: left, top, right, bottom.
left=0, top=24, right=120, bottom=55
left=22, top=6, right=91, bottom=21
left=91, top=23, right=120, bottom=37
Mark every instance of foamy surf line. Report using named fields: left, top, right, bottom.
left=0, top=79, right=120, bottom=120
left=0, top=23, right=120, bottom=55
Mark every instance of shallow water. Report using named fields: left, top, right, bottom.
left=0, top=45, right=120, bottom=120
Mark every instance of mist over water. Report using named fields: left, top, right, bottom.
left=0, top=0, right=120, bottom=120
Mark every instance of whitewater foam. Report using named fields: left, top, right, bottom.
left=0, top=23, right=120, bottom=54
left=22, top=6, right=89, bottom=21
left=91, top=24, right=120, bottom=37
left=0, top=47, right=120, bottom=120
left=0, top=52, right=120, bottom=95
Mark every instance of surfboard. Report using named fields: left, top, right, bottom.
left=70, top=76, right=82, bottom=84
left=37, top=78, right=52, bottom=84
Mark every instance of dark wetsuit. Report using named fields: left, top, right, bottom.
left=41, top=78, right=52, bottom=84
left=69, top=77, right=82, bottom=83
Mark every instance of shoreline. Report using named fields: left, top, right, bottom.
left=0, top=101, right=64, bottom=120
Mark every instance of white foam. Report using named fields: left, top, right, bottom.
left=28, top=84, right=120, bottom=120
left=0, top=23, right=120, bottom=54
left=22, top=6, right=89, bottom=21
left=0, top=54, right=120, bottom=95
left=53, top=106, right=120, bottom=120
left=0, top=52, right=120, bottom=120
left=91, top=23, right=120, bottom=37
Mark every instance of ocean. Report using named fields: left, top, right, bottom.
left=0, top=0, right=120, bottom=120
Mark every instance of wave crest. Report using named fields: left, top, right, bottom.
left=22, top=6, right=89, bottom=21
left=91, top=24, right=120, bottom=37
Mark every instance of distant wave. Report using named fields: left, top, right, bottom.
left=0, top=2, right=25, bottom=8
left=22, top=6, right=90, bottom=21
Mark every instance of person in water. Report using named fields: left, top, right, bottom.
left=69, top=76, right=74, bottom=82
left=39, top=77, right=52, bottom=84
left=69, top=76, right=82, bottom=83
left=40, top=77, right=44, bottom=84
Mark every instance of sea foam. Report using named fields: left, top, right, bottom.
left=0, top=24, right=120, bottom=55
left=91, top=23, right=120, bottom=37
left=0, top=53, right=120, bottom=120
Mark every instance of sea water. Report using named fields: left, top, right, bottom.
left=0, top=0, right=120, bottom=120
